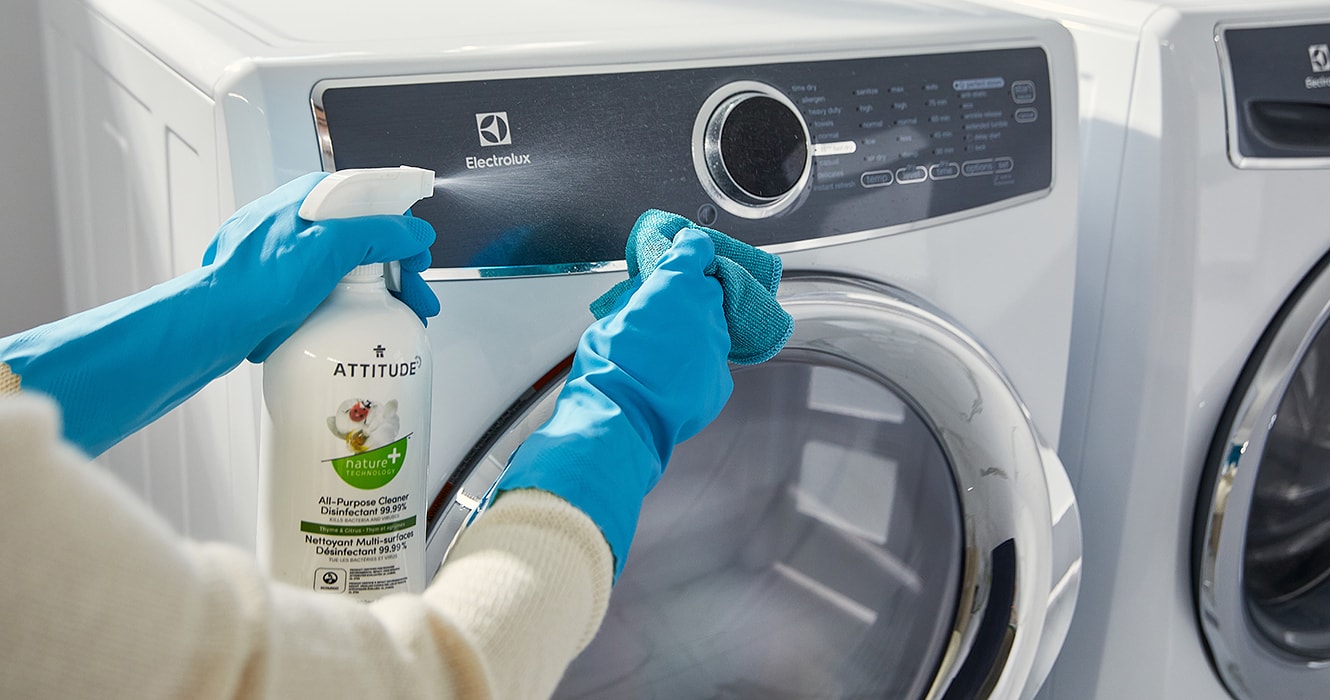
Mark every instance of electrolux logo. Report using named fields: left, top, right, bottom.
left=476, top=112, right=512, bottom=146
left=465, top=153, right=532, bottom=170
left=466, top=110, right=533, bottom=170
left=1311, top=44, right=1330, bottom=73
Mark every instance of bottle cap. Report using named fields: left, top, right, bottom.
left=343, top=263, right=385, bottom=282
left=298, top=166, right=435, bottom=221
left=298, top=166, right=434, bottom=291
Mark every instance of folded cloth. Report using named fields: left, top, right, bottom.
left=590, top=210, right=794, bottom=365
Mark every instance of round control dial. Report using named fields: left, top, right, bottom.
left=694, top=82, right=812, bottom=219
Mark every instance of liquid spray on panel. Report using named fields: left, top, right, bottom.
left=260, top=167, right=435, bottom=600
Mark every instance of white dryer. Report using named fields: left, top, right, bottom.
left=953, top=0, right=1330, bottom=697
left=42, top=0, right=1081, bottom=695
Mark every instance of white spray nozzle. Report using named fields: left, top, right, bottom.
left=298, top=166, right=436, bottom=292
left=299, top=166, right=435, bottom=220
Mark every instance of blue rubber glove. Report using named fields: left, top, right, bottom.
left=493, top=228, right=735, bottom=579
left=0, top=172, right=438, bottom=456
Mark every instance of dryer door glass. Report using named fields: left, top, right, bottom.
left=1244, top=321, right=1330, bottom=658
left=435, top=275, right=1078, bottom=698
left=552, top=358, right=964, bottom=699
left=1197, top=253, right=1330, bottom=698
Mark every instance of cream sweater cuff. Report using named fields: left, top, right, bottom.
left=425, top=488, right=615, bottom=697
left=0, top=361, right=19, bottom=395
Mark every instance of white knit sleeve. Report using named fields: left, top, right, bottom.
left=0, top=394, right=613, bottom=700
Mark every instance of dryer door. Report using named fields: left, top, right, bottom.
left=435, top=275, right=1081, bottom=699
left=1196, top=254, right=1330, bottom=699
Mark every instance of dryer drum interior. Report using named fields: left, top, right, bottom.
left=1197, top=251, right=1330, bottom=698
left=437, top=275, right=1071, bottom=699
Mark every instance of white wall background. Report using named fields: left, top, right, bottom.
left=0, top=0, right=66, bottom=337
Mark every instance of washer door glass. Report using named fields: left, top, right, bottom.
left=552, top=358, right=963, bottom=699
left=1197, top=254, right=1330, bottom=699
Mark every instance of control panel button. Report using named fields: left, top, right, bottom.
left=929, top=162, right=960, bottom=180
left=995, top=157, right=1014, bottom=174
left=1014, top=107, right=1039, bottom=123
left=812, top=140, right=858, bottom=157
left=715, top=95, right=807, bottom=198
left=861, top=170, right=895, bottom=188
left=698, top=81, right=812, bottom=218
left=895, top=165, right=928, bottom=183
left=1011, top=80, right=1036, bottom=104
left=962, top=159, right=996, bottom=177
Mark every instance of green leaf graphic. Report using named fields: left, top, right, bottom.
left=329, top=435, right=409, bottom=489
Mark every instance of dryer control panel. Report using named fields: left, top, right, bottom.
left=315, top=47, right=1053, bottom=276
left=1222, top=22, right=1330, bottom=167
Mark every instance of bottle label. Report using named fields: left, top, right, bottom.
left=297, top=396, right=418, bottom=597
left=263, top=336, right=431, bottom=602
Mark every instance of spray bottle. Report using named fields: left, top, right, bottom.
left=259, top=166, right=435, bottom=600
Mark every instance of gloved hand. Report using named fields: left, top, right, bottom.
left=204, top=173, right=439, bottom=361
left=0, top=172, right=438, bottom=456
left=493, top=228, right=734, bottom=579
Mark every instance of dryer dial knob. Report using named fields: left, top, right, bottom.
left=696, top=82, right=812, bottom=218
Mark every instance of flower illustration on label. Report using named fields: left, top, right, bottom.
left=328, top=398, right=400, bottom=454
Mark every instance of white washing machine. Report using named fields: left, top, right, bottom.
left=953, top=0, right=1330, bottom=697
left=42, top=0, right=1082, bottom=695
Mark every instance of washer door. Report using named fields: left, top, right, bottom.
left=1196, top=254, right=1330, bottom=699
left=435, top=275, right=1080, bottom=699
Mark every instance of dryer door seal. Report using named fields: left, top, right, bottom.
left=435, top=274, right=1080, bottom=699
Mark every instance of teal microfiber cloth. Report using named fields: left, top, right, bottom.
left=590, top=209, right=794, bottom=365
